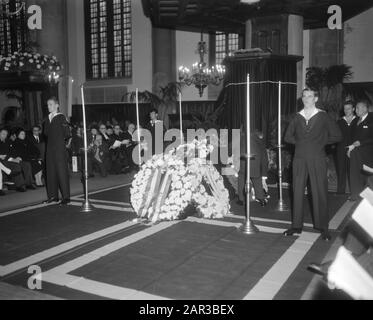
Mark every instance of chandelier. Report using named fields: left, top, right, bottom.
left=178, top=33, right=226, bottom=97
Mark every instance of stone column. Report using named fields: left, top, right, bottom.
left=288, top=15, right=304, bottom=98
left=152, top=27, right=176, bottom=93
left=245, top=20, right=252, bottom=49
left=152, top=27, right=176, bottom=128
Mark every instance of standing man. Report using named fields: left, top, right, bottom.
left=146, top=109, right=165, bottom=156
left=43, top=97, right=71, bottom=205
left=284, top=88, right=342, bottom=241
left=336, top=102, right=357, bottom=194
left=347, top=100, right=373, bottom=201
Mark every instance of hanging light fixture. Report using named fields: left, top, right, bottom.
left=178, top=32, right=226, bottom=97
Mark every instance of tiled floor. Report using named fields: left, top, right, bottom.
left=0, top=184, right=351, bottom=300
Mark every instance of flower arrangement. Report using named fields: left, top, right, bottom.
left=130, top=139, right=230, bottom=223
left=0, top=51, right=62, bottom=73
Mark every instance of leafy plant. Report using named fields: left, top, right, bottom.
left=125, top=82, right=183, bottom=128
left=306, top=64, right=353, bottom=119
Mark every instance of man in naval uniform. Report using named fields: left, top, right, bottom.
left=283, top=88, right=342, bottom=241
left=43, top=97, right=71, bottom=205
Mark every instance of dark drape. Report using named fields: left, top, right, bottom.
left=217, top=54, right=301, bottom=145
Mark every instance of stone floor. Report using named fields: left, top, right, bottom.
left=0, top=178, right=353, bottom=300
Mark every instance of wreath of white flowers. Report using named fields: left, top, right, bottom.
left=130, top=140, right=230, bottom=222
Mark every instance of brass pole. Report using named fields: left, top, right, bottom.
left=80, top=84, right=94, bottom=213
left=240, top=74, right=259, bottom=234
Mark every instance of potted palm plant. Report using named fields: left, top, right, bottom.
left=125, top=82, right=183, bottom=129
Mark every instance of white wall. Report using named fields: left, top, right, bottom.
left=127, top=0, right=152, bottom=92
left=176, top=31, right=210, bottom=101
left=344, top=7, right=373, bottom=83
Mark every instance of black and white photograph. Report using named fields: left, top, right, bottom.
left=0, top=0, right=373, bottom=305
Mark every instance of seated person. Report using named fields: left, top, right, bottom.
left=71, top=126, right=84, bottom=172
left=88, top=134, right=110, bottom=177
left=28, top=126, right=45, bottom=186
left=0, top=127, right=29, bottom=192
left=109, top=125, right=131, bottom=174
left=9, top=129, right=40, bottom=189
left=99, top=124, right=111, bottom=144
left=0, top=162, right=12, bottom=196
left=123, top=123, right=138, bottom=170
left=107, top=126, right=114, bottom=138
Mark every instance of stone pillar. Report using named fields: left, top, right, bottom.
left=245, top=20, right=252, bottom=49
left=288, top=15, right=304, bottom=98
left=309, top=28, right=344, bottom=68
left=152, top=27, right=176, bottom=94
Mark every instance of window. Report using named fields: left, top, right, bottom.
left=215, top=32, right=240, bottom=65
left=0, top=0, right=27, bottom=55
left=85, top=0, right=132, bottom=80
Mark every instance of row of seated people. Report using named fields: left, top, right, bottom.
left=69, top=123, right=137, bottom=177
left=0, top=126, right=44, bottom=196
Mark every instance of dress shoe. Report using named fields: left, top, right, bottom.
left=0, top=190, right=5, bottom=196
left=307, top=263, right=327, bottom=276
left=283, top=228, right=302, bottom=236
left=16, top=186, right=27, bottom=192
left=255, top=199, right=267, bottom=207
left=27, top=184, right=37, bottom=190
left=321, top=231, right=332, bottom=241
left=43, top=198, right=59, bottom=204
left=60, top=199, right=71, bottom=205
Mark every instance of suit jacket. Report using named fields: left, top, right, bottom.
left=351, top=113, right=373, bottom=167
left=285, top=110, right=342, bottom=159
left=44, top=113, right=71, bottom=156
left=9, top=139, right=40, bottom=161
left=146, top=121, right=166, bottom=155
left=337, top=117, right=358, bottom=152
left=28, top=135, right=45, bottom=160
left=0, top=139, right=11, bottom=161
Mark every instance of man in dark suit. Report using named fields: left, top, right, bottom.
left=336, top=102, right=358, bottom=194
left=146, top=109, right=166, bottom=156
left=43, top=97, right=71, bottom=205
left=238, top=130, right=269, bottom=207
left=28, top=125, right=45, bottom=187
left=283, top=88, right=342, bottom=241
left=348, top=100, right=373, bottom=201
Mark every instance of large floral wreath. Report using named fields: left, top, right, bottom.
left=130, top=140, right=230, bottom=222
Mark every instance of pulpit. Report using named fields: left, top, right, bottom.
left=217, top=52, right=302, bottom=141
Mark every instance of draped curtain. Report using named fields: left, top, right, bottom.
left=217, top=54, right=300, bottom=145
